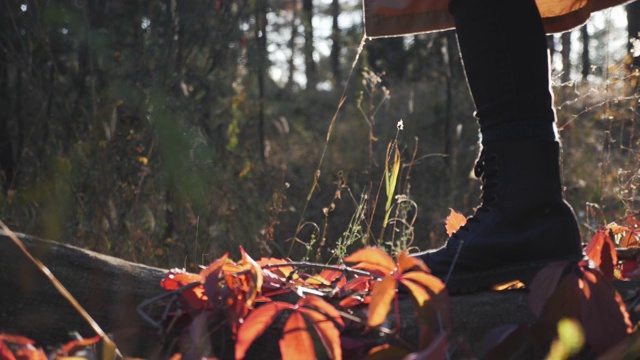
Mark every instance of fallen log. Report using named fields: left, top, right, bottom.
left=0, top=232, right=637, bottom=358
left=0, top=231, right=166, bottom=357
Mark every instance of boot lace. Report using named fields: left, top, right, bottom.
left=454, top=149, right=498, bottom=236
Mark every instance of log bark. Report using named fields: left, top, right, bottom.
left=0, top=232, right=637, bottom=358
left=0, top=232, right=166, bottom=357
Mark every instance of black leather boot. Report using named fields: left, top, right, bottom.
left=414, top=0, right=584, bottom=293
left=416, top=138, right=583, bottom=292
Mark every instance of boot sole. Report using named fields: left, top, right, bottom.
left=443, top=255, right=586, bottom=294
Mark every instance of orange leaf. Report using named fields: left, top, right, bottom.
left=403, top=272, right=451, bottom=331
left=0, top=341, right=15, bottom=360
left=299, top=308, right=342, bottom=359
left=620, top=231, right=640, bottom=248
left=200, top=253, right=232, bottom=311
left=0, top=334, right=47, bottom=360
left=257, top=257, right=294, bottom=278
left=298, top=296, right=343, bottom=360
left=401, top=272, right=446, bottom=295
left=240, top=246, right=264, bottom=307
left=585, top=231, right=618, bottom=280
left=262, top=268, right=287, bottom=290
left=577, top=266, right=633, bottom=355
left=299, top=295, right=345, bottom=327
left=606, top=223, right=630, bottom=236
left=620, top=259, right=640, bottom=279
left=0, top=335, right=47, bottom=360
left=397, top=252, right=428, bottom=274
left=160, top=269, right=208, bottom=310
left=400, top=278, right=430, bottom=307
left=305, top=275, right=332, bottom=286
left=280, top=312, right=315, bottom=360
left=399, top=279, right=436, bottom=347
left=531, top=262, right=633, bottom=355
left=0, top=334, right=35, bottom=347
left=200, top=253, right=230, bottom=286
left=317, top=269, right=347, bottom=288
left=342, top=276, right=373, bottom=292
left=339, top=296, right=370, bottom=307
left=161, top=268, right=201, bottom=290
left=235, top=302, right=294, bottom=359
left=528, top=260, right=571, bottom=317
left=344, top=247, right=396, bottom=274
left=368, top=276, right=397, bottom=327
left=351, top=263, right=395, bottom=277
left=58, top=335, right=102, bottom=356
left=445, top=209, right=466, bottom=237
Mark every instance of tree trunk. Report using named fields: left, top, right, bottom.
left=286, top=0, right=299, bottom=90
left=628, top=1, right=640, bottom=68
left=255, top=1, right=268, bottom=162
left=330, top=0, right=341, bottom=85
left=561, top=31, right=572, bottom=83
left=302, top=0, right=317, bottom=90
left=581, top=24, right=590, bottom=79
left=0, top=39, right=14, bottom=193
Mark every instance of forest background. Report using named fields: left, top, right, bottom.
left=1, top=0, right=640, bottom=270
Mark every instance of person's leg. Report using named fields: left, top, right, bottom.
left=415, top=0, right=583, bottom=293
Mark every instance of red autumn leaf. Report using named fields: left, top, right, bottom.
left=161, top=268, right=201, bottom=290
left=0, top=335, right=47, bottom=360
left=305, top=274, right=332, bottom=286
left=317, top=269, right=347, bottom=288
left=577, top=266, right=633, bottom=354
left=401, top=271, right=450, bottom=325
left=344, top=247, right=396, bottom=274
left=619, top=218, right=640, bottom=248
left=239, top=246, right=263, bottom=307
left=338, top=295, right=370, bottom=307
left=161, top=269, right=208, bottom=310
left=200, top=253, right=230, bottom=289
left=227, top=291, right=251, bottom=337
left=257, top=257, right=295, bottom=278
left=528, top=261, right=570, bottom=317
left=0, top=335, right=35, bottom=347
left=261, top=268, right=288, bottom=290
left=530, top=261, right=633, bottom=355
left=58, top=335, right=102, bottom=356
left=584, top=231, right=618, bottom=280
left=299, top=295, right=345, bottom=327
left=445, top=209, right=466, bottom=237
left=235, top=302, right=295, bottom=359
left=342, top=276, right=373, bottom=293
left=397, top=252, right=429, bottom=274
left=368, top=276, right=397, bottom=327
left=401, top=272, right=446, bottom=295
left=620, top=231, right=640, bottom=248
left=400, top=279, right=437, bottom=347
left=299, top=307, right=342, bottom=359
left=297, top=296, right=344, bottom=359
left=0, top=341, right=15, bottom=360
left=620, top=259, right=640, bottom=279
left=606, top=223, right=629, bottom=236
left=401, top=271, right=451, bottom=345
left=280, top=312, right=315, bottom=360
